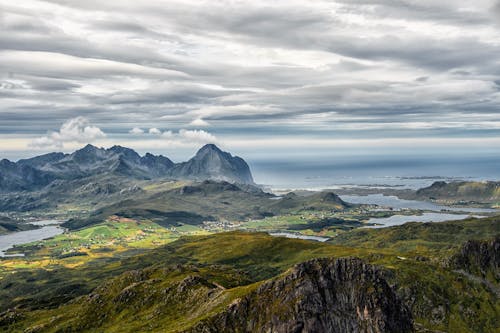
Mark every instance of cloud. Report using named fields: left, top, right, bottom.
left=29, top=117, right=105, bottom=149
left=159, top=129, right=218, bottom=145
left=149, top=127, right=162, bottom=135
left=129, top=127, right=144, bottom=135
left=492, top=1, right=500, bottom=25
left=189, top=118, right=210, bottom=127
left=1, top=0, right=499, bottom=153
left=161, top=130, right=174, bottom=139
left=178, top=129, right=217, bottom=144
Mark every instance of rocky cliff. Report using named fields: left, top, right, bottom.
left=0, top=144, right=254, bottom=194
left=449, top=237, right=499, bottom=284
left=188, top=258, right=414, bottom=333
left=169, top=144, right=254, bottom=184
left=5, top=258, right=414, bottom=333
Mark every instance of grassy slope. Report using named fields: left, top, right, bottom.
left=1, top=215, right=499, bottom=332
left=329, top=216, right=500, bottom=332
left=63, top=182, right=350, bottom=230
left=415, top=181, right=500, bottom=206
left=329, top=216, right=499, bottom=256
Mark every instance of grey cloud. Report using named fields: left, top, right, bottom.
left=1, top=0, right=500, bottom=142
left=335, top=0, right=491, bottom=26
left=105, top=82, right=245, bottom=105
left=493, top=1, right=500, bottom=20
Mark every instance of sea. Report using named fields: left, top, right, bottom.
left=249, top=153, right=500, bottom=190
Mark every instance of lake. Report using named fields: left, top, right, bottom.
left=0, top=221, right=65, bottom=257
left=339, top=194, right=497, bottom=213
left=365, top=212, right=479, bottom=228
left=269, top=232, right=330, bottom=242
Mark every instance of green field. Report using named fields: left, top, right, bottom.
left=1, top=214, right=498, bottom=332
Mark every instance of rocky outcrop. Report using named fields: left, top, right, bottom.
left=0, top=159, right=55, bottom=192
left=169, top=144, right=254, bottom=184
left=0, top=144, right=254, bottom=195
left=449, top=237, right=499, bottom=283
left=188, top=258, right=414, bottom=333
left=415, top=181, right=500, bottom=202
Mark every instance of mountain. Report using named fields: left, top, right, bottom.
left=62, top=181, right=352, bottom=230
left=169, top=144, right=254, bottom=184
left=0, top=144, right=253, bottom=193
left=32, top=144, right=174, bottom=180
left=415, top=180, right=500, bottom=203
left=268, top=191, right=350, bottom=212
left=17, top=152, right=66, bottom=168
left=1, top=224, right=498, bottom=332
left=449, top=237, right=499, bottom=286
left=0, top=159, right=55, bottom=192
left=188, top=258, right=413, bottom=333
left=2, top=257, right=413, bottom=332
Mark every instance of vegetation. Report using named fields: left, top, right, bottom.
left=0, top=217, right=37, bottom=235
left=62, top=181, right=352, bottom=230
left=1, top=215, right=499, bottom=332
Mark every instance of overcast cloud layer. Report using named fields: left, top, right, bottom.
left=1, top=0, right=500, bottom=160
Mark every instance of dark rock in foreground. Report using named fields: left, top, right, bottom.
left=188, top=257, right=414, bottom=333
left=449, top=237, right=500, bottom=283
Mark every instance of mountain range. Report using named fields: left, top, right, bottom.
left=0, top=144, right=254, bottom=192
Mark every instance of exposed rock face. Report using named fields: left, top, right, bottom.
left=0, top=145, right=174, bottom=191
left=188, top=258, right=414, bottom=333
left=0, top=144, right=254, bottom=193
left=0, top=159, right=55, bottom=192
left=169, top=144, right=254, bottom=184
left=449, top=237, right=499, bottom=282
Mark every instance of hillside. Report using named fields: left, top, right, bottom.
left=1, top=216, right=499, bottom=332
left=0, top=144, right=255, bottom=212
left=415, top=181, right=500, bottom=204
left=62, top=180, right=351, bottom=230
left=0, top=216, right=35, bottom=235
left=4, top=258, right=412, bottom=333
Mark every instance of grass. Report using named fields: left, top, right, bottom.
left=0, top=215, right=498, bottom=332
left=0, top=216, right=207, bottom=274
left=330, top=216, right=499, bottom=257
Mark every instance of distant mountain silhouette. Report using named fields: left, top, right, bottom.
left=168, top=144, right=254, bottom=184
left=0, top=144, right=254, bottom=192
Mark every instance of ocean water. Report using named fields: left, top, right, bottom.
left=249, top=153, right=500, bottom=190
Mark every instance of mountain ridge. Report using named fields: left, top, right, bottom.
left=0, top=144, right=254, bottom=192
left=168, top=143, right=254, bottom=184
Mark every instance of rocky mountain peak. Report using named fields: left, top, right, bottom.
left=107, top=145, right=141, bottom=163
left=80, top=143, right=100, bottom=153
left=70, top=144, right=106, bottom=162
left=196, top=143, right=222, bottom=154
left=168, top=144, right=254, bottom=184
left=188, top=257, right=414, bottom=333
left=0, top=144, right=255, bottom=191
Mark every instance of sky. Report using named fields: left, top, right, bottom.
left=1, top=0, right=500, bottom=164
